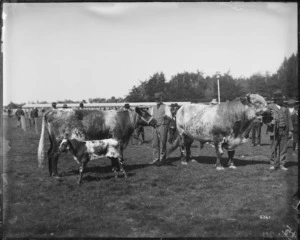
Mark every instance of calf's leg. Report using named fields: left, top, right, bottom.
left=214, top=142, right=224, bottom=170
left=227, top=150, right=236, bottom=169
left=78, top=159, right=88, bottom=184
left=116, top=157, right=127, bottom=178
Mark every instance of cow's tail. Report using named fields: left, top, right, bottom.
left=37, top=113, right=46, bottom=168
left=167, top=134, right=181, bottom=155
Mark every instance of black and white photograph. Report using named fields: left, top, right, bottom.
left=2, top=2, right=298, bottom=238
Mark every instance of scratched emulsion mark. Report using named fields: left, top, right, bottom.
left=2, top=136, right=11, bottom=223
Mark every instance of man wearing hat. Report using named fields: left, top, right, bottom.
left=79, top=102, right=84, bottom=109
left=52, top=102, right=57, bottom=109
left=30, top=107, right=39, bottom=126
left=149, top=92, right=172, bottom=165
left=15, top=106, right=25, bottom=128
left=123, top=103, right=131, bottom=111
left=266, top=90, right=293, bottom=170
left=287, top=99, right=298, bottom=153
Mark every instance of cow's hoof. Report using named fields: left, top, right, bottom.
left=216, top=166, right=224, bottom=170
left=191, top=159, right=197, bottom=162
left=181, top=161, right=188, bottom=165
left=229, top=165, right=237, bottom=169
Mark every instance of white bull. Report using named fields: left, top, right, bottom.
left=168, top=94, right=268, bottom=170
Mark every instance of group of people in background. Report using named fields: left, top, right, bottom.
left=14, top=106, right=40, bottom=131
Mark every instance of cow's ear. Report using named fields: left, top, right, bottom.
left=135, top=107, right=142, bottom=116
left=240, top=97, right=247, bottom=105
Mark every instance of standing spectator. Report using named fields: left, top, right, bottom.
left=28, top=108, right=34, bottom=126
left=251, top=115, right=263, bottom=146
left=266, top=90, right=293, bottom=170
left=15, top=106, right=25, bottom=128
left=287, top=99, right=298, bottom=153
left=79, top=102, right=84, bottom=109
left=30, top=107, right=39, bottom=125
left=63, top=104, right=68, bottom=109
left=52, top=102, right=57, bottom=109
left=149, top=92, right=172, bottom=166
left=7, top=108, right=12, bottom=117
left=122, top=103, right=131, bottom=111
left=135, top=124, right=145, bottom=144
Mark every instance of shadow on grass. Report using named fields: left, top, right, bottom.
left=83, top=173, right=132, bottom=182
left=258, top=143, right=270, bottom=146
left=167, top=155, right=271, bottom=167
left=60, top=162, right=151, bottom=179
left=285, top=161, right=298, bottom=168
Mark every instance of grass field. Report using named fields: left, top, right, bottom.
left=2, top=116, right=299, bottom=238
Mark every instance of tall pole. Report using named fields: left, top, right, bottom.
left=216, top=73, right=221, bottom=104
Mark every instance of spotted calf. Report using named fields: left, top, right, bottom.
left=58, top=138, right=127, bottom=184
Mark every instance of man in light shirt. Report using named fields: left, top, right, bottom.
left=149, top=92, right=172, bottom=166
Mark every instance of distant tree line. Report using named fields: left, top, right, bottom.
left=126, top=53, right=298, bottom=102
left=5, top=53, right=297, bottom=108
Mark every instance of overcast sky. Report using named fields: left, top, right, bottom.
left=3, top=2, right=297, bottom=105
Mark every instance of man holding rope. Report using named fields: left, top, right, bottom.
left=149, top=92, right=172, bottom=166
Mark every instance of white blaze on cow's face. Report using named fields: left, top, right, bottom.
left=58, top=139, right=69, bottom=152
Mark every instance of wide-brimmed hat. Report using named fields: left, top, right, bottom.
left=272, top=90, right=284, bottom=100
left=124, top=103, right=130, bottom=109
left=287, top=99, right=297, bottom=106
left=154, top=92, right=163, bottom=99
left=210, top=99, right=218, bottom=105
left=171, top=103, right=179, bottom=108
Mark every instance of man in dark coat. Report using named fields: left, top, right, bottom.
left=266, top=90, right=293, bottom=170
left=79, top=102, right=84, bottom=109
left=15, top=106, right=25, bottom=128
left=287, top=99, right=298, bottom=153
left=52, top=102, right=57, bottom=109
left=30, top=107, right=39, bottom=126
left=149, top=92, right=172, bottom=165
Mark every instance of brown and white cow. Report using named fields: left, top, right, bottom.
left=168, top=94, right=268, bottom=170
left=37, top=107, right=155, bottom=177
